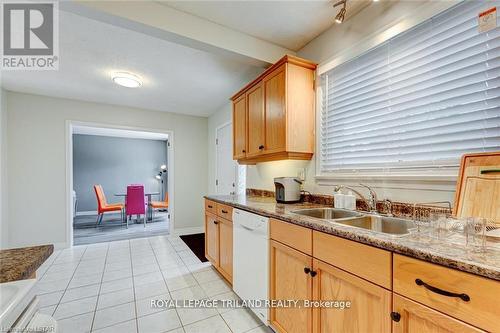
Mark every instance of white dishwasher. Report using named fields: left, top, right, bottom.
left=232, top=209, right=269, bottom=325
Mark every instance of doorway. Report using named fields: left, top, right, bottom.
left=66, top=122, right=174, bottom=246
left=216, top=122, right=245, bottom=195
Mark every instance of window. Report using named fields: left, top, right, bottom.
left=319, top=1, right=500, bottom=175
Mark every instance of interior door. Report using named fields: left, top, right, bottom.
left=216, top=123, right=237, bottom=195
left=246, top=83, right=265, bottom=157
left=312, top=258, right=391, bottom=333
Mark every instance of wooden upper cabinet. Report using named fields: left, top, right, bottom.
left=232, top=94, right=247, bottom=160
left=246, top=82, right=265, bottom=158
left=231, top=55, right=317, bottom=164
left=264, top=64, right=287, bottom=154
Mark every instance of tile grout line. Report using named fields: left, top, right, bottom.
left=51, top=245, right=91, bottom=317
left=89, top=242, right=110, bottom=332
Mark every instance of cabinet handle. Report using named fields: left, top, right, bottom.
left=390, top=312, right=401, bottom=322
left=242, top=149, right=246, bottom=153
left=213, top=220, right=219, bottom=225
left=310, top=270, right=317, bottom=277
left=415, top=279, right=470, bottom=302
left=258, top=145, right=264, bottom=150
left=208, top=205, right=213, bottom=208
left=221, top=210, right=228, bottom=214
left=303, top=267, right=311, bottom=274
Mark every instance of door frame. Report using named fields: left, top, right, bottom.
left=65, top=120, right=174, bottom=248
left=215, top=121, right=239, bottom=195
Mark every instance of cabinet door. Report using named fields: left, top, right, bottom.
left=312, top=259, right=391, bottom=333
left=270, top=240, right=312, bottom=333
left=204, top=213, right=219, bottom=267
left=393, top=294, right=484, bottom=333
left=218, top=218, right=233, bottom=283
left=246, top=83, right=265, bottom=157
left=264, top=65, right=286, bottom=153
left=232, top=94, right=247, bottom=160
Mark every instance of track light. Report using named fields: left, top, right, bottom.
left=333, top=0, right=347, bottom=24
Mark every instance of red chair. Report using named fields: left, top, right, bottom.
left=125, top=185, right=147, bottom=228
left=94, top=185, right=124, bottom=226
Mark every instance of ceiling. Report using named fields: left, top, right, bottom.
left=161, top=0, right=372, bottom=51
left=1, top=11, right=264, bottom=117
left=73, top=125, right=169, bottom=140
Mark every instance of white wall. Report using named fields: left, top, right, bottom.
left=5, top=91, right=208, bottom=249
left=0, top=89, right=8, bottom=249
left=246, top=0, right=459, bottom=205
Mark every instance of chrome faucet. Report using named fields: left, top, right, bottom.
left=333, top=184, right=378, bottom=213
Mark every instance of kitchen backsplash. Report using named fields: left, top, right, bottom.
left=246, top=188, right=452, bottom=220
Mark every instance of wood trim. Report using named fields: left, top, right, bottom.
left=237, top=151, right=313, bottom=164
left=231, top=55, right=317, bottom=101
left=270, top=219, right=312, bottom=255
left=313, top=230, right=392, bottom=289
left=453, top=151, right=500, bottom=216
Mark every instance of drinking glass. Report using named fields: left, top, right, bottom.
left=464, top=217, right=487, bottom=252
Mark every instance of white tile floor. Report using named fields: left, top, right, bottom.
left=35, top=235, right=273, bottom=333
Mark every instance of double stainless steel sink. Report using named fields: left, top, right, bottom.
left=291, top=208, right=416, bottom=236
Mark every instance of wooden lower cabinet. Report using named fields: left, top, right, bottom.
left=392, top=294, right=484, bottom=333
left=218, top=218, right=233, bottom=283
left=204, top=212, right=219, bottom=266
left=270, top=240, right=313, bottom=333
left=312, top=259, right=392, bottom=333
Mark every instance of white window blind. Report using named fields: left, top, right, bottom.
left=319, top=1, right=500, bottom=174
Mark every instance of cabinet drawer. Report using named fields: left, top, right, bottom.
left=313, top=231, right=391, bottom=289
left=216, top=204, right=233, bottom=221
left=270, top=219, right=312, bottom=255
left=393, top=254, right=499, bottom=332
left=205, top=199, right=217, bottom=215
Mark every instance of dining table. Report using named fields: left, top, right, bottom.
left=114, top=191, right=160, bottom=222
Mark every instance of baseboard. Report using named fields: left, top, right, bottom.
left=75, top=210, right=97, bottom=216
left=172, top=226, right=204, bottom=236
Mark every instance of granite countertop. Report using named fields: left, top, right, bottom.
left=205, top=194, right=500, bottom=281
left=0, top=245, right=54, bottom=283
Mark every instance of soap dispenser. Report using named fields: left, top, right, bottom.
left=333, top=189, right=345, bottom=209
left=344, top=191, right=356, bottom=210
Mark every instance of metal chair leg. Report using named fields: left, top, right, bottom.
left=144, top=214, right=146, bottom=228
left=95, top=214, right=101, bottom=227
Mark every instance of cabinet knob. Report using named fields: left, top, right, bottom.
left=258, top=145, right=264, bottom=150
left=242, top=149, right=246, bottom=153
left=390, top=312, right=401, bottom=322
left=303, top=267, right=311, bottom=274
left=213, top=220, right=219, bottom=225
left=310, top=270, right=317, bottom=277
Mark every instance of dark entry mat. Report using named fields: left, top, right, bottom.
left=179, top=233, right=208, bottom=262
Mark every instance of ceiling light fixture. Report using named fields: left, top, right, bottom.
left=333, top=0, right=347, bottom=24
left=112, top=72, right=142, bottom=88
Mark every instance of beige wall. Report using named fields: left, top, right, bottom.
left=5, top=91, right=208, bottom=248
left=246, top=0, right=459, bottom=205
